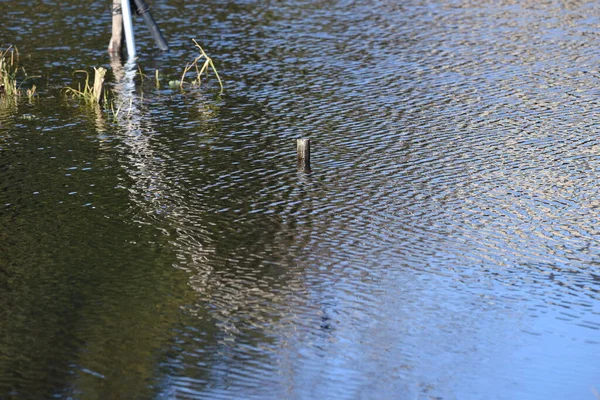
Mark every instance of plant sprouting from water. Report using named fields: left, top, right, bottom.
left=109, top=97, right=133, bottom=121
left=179, top=39, right=224, bottom=93
left=26, top=85, right=37, bottom=103
left=1, top=47, right=40, bottom=101
left=0, top=46, right=20, bottom=98
left=64, top=67, right=107, bottom=106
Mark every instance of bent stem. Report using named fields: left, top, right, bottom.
left=179, top=39, right=224, bottom=93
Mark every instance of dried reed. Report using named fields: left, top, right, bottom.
left=180, top=39, right=223, bottom=93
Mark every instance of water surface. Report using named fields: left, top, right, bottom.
left=1, top=0, right=600, bottom=399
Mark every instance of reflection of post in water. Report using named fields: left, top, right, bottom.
left=108, top=56, right=219, bottom=294
left=107, top=55, right=322, bottom=394
left=109, top=55, right=174, bottom=217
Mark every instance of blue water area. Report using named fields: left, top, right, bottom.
left=1, top=0, right=599, bottom=399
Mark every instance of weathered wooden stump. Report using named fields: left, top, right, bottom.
left=297, top=138, right=311, bottom=172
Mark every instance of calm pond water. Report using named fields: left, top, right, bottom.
left=2, top=0, right=600, bottom=399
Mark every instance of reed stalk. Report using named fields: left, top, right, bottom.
left=0, top=46, right=20, bottom=98
left=26, top=85, right=37, bottom=103
left=179, top=39, right=224, bottom=93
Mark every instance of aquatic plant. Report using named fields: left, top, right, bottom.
left=26, top=85, right=37, bottom=103
left=109, top=97, right=133, bottom=121
left=0, top=46, right=39, bottom=101
left=179, top=39, right=223, bottom=93
left=64, top=67, right=107, bottom=106
left=0, top=46, right=20, bottom=98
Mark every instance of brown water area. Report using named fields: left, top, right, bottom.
left=1, top=0, right=600, bottom=399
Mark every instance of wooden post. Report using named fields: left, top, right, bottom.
left=297, top=138, right=311, bottom=172
left=108, top=0, right=124, bottom=54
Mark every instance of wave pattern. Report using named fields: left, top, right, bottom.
left=2, top=0, right=600, bottom=398
left=138, top=0, right=600, bottom=398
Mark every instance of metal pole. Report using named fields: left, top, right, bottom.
left=121, top=0, right=136, bottom=59
left=132, top=0, right=169, bottom=51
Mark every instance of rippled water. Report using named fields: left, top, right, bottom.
left=1, top=0, right=600, bottom=399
